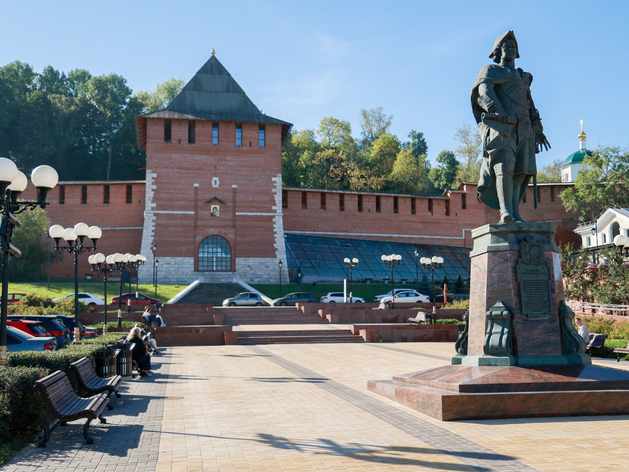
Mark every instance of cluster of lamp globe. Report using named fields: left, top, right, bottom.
left=420, top=256, right=445, bottom=266
left=381, top=254, right=402, bottom=263
left=48, top=223, right=102, bottom=246
left=87, top=252, right=147, bottom=266
left=0, top=157, right=59, bottom=199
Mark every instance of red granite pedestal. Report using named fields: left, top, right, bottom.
left=368, top=222, right=629, bottom=420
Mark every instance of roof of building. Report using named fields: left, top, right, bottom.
left=137, top=54, right=292, bottom=148
left=562, top=148, right=593, bottom=166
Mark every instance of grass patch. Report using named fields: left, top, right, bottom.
left=8, top=281, right=188, bottom=304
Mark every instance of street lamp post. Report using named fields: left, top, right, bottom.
left=88, top=253, right=118, bottom=334
left=278, top=260, right=283, bottom=297
left=49, top=222, right=101, bottom=343
left=151, top=243, right=157, bottom=292
left=420, top=256, right=444, bottom=323
left=343, top=257, right=359, bottom=303
left=154, top=259, right=159, bottom=299
left=413, top=250, right=420, bottom=291
left=381, top=254, right=402, bottom=308
left=0, top=159, right=58, bottom=366
left=591, top=224, right=598, bottom=265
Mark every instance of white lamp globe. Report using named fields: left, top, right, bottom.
left=0, top=158, right=18, bottom=184
left=74, top=222, right=89, bottom=237
left=432, top=256, right=440, bottom=264
left=49, top=225, right=65, bottom=239
left=88, top=226, right=102, bottom=240
left=94, top=253, right=106, bottom=264
left=113, top=253, right=124, bottom=263
left=395, top=254, right=402, bottom=261
left=88, top=255, right=96, bottom=265
left=106, top=254, right=116, bottom=265
left=352, top=258, right=359, bottom=264
left=63, top=228, right=77, bottom=241
left=30, top=165, right=59, bottom=189
left=7, top=171, right=28, bottom=193
left=343, top=257, right=350, bottom=264
left=381, top=255, right=387, bottom=261
left=128, top=255, right=137, bottom=263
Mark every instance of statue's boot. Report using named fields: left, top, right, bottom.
left=512, top=175, right=526, bottom=222
left=495, top=165, right=514, bottom=224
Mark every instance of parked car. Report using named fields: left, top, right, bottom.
left=320, top=292, right=365, bottom=303
left=52, top=315, right=92, bottom=341
left=0, top=292, right=27, bottom=304
left=378, top=290, right=430, bottom=308
left=52, top=292, right=105, bottom=306
left=373, top=289, right=417, bottom=302
left=110, top=293, right=162, bottom=307
left=6, top=325, right=57, bottom=352
left=7, top=320, right=52, bottom=338
left=222, top=292, right=266, bottom=306
left=272, top=292, right=315, bottom=306
left=9, top=315, right=72, bottom=346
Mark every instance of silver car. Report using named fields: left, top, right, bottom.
left=6, top=325, right=58, bottom=352
left=222, top=292, right=265, bottom=307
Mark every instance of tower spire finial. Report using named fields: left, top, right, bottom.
left=211, top=40, right=215, bottom=56
left=578, top=119, right=587, bottom=150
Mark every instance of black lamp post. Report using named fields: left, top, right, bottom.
left=154, top=258, right=159, bottom=299
left=151, top=243, right=157, bottom=293
left=413, top=249, right=420, bottom=291
left=278, top=260, right=283, bottom=297
left=49, top=222, right=101, bottom=343
left=88, top=253, right=118, bottom=334
left=421, top=255, right=444, bottom=323
left=381, top=254, right=402, bottom=308
left=591, top=224, right=598, bottom=265
left=343, top=257, right=359, bottom=303
left=0, top=160, right=58, bottom=366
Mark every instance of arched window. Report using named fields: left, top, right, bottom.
left=611, top=222, right=620, bottom=241
left=198, top=235, right=231, bottom=271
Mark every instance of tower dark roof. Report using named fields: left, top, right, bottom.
left=137, top=55, right=292, bottom=148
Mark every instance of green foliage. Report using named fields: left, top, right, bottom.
left=9, top=209, right=61, bottom=282
left=443, top=299, right=470, bottom=309
left=454, top=274, right=464, bottom=293
left=402, top=130, right=428, bottom=160
left=536, top=159, right=563, bottom=183
left=359, top=106, right=392, bottom=148
left=429, top=150, right=460, bottom=191
left=418, top=273, right=431, bottom=295
left=560, top=146, right=629, bottom=221
left=435, top=318, right=461, bottom=325
left=454, top=123, right=482, bottom=184
left=7, top=295, right=87, bottom=315
left=389, top=149, right=434, bottom=194
left=135, top=77, right=185, bottom=113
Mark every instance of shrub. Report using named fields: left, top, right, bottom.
left=443, top=299, right=469, bottom=309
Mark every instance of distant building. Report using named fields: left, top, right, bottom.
left=561, top=120, right=592, bottom=183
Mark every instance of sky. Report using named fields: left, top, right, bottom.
left=1, top=0, right=629, bottom=170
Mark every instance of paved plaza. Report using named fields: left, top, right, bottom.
left=3, top=341, right=629, bottom=471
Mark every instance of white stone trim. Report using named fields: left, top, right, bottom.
left=284, top=229, right=473, bottom=240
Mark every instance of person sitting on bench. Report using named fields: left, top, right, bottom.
left=127, top=327, right=153, bottom=377
left=142, top=305, right=165, bottom=327
left=576, top=317, right=590, bottom=342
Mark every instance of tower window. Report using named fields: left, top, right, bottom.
left=320, top=193, right=326, bottom=210
left=236, top=124, right=242, bottom=146
left=339, top=194, right=345, bottom=211
left=164, top=120, right=171, bottom=143
left=302, top=192, right=307, bottom=209
left=411, top=198, right=416, bottom=214
left=428, top=199, right=433, bottom=215
left=461, top=194, right=466, bottom=209
left=212, top=122, right=219, bottom=145
left=393, top=196, right=399, bottom=214
left=198, top=235, right=232, bottom=271
left=188, top=121, right=196, bottom=144
left=282, top=190, right=288, bottom=208
left=376, top=196, right=381, bottom=213
left=81, top=185, right=88, bottom=204
left=59, top=185, right=65, bottom=205
left=358, top=194, right=363, bottom=212
left=445, top=200, right=450, bottom=216
left=103, top=185, right=110, bottom=204
left=550, top=186, right=555, bottom=202
left=259, top=125, right=265, bottom=147
left=126, top=185, right=133, bottom=204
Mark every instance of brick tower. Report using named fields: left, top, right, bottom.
left=136, top=52, right=292, bottom=284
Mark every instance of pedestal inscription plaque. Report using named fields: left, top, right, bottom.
left=516, top=236, right=551, bottom=317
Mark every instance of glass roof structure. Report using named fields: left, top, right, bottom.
left=285, top=234, right=470, bottom=283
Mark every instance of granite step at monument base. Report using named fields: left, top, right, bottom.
left=368, top=363, right=629, bottom=421
left=236, top=328, right=364, bottom=345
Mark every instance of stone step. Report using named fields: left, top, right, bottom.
left=237, top=335, right=365, bottom=345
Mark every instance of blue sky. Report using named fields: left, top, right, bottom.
left=2, top=0, right=628, bottom=170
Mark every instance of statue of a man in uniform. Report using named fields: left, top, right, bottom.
left=471, top=31, right=551, bottom=223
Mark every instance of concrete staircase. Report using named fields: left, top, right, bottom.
left=218, top=307, right=329, bottom=326
left=175, top=283, right=245, bottom=305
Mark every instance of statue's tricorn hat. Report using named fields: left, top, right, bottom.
left=489, top=30, right=519, bottom=61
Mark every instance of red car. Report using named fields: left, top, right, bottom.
left=7, top=320, right=52, bottom=338
left=110, top=293, right=162, bottom=307
left=1, top=293, right=27, bottom=304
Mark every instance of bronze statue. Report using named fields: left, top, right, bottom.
left=471, top=31, right=551, bottom=223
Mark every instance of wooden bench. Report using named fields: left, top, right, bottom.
left=614, top=341, right=629, bottom=361
left=70, top=357, right=122, bottom=408
left=409, top=312, right=428, bottom=325
left=34, top=370, right=109, bottom=447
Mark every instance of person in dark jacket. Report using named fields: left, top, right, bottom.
left=127, top=327, right=152, bottom=376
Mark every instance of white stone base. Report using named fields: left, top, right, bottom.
left=138, top=257, right=288, bottom=285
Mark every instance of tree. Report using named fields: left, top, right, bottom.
left=402, top=130, right=428, bottom=159
left=537, top=159, right=562, bottom=183
left=429, top=150, right=460, bottom=191
left=359, top=107, right=392, bottom=148
left=454, top=123, right=482, bottom=183
left=560, top=146, right=629, bottom=221
left=389, top=148, right=434, bottom=194
left=366, top=133, right=400, bottom=177
left=9, top=209, right=61, bottom=282
left=316, top=117, right=355, bottom=148
left=135, top=78, right=185, bottom=113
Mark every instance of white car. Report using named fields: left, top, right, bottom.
left=373, top=289, right=417, bottom=302
left=52, top=292, right=105, bottom=306
left=222, top=292, right=266, bottom=306
left=378, top=290, right=430, bottom=308
left=320, top=292, right=365, bottom=303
